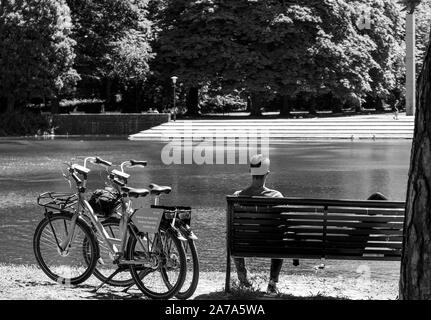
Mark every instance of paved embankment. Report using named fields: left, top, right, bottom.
left=129, top=114, right=414, bottom=141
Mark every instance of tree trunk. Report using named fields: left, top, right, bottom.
left=249, top=92, right=262, bottom=117
left=279, top=95, right=291, bottom=116
left=246, top=95, right=251, bottom=112
left=185, top=87, right=200, bottom=116
left=399, top=33, right=431, bottom=300
left=104, top=78, right=113, bottom=108
left=6, top=94, right=15, bottom=113
left=374, top=96, right=385, bottom=112
left=51, top=96, right=60, bottom=114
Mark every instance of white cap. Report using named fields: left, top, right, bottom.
left=249, top=154, right=270, bottom=176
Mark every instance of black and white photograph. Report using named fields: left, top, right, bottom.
left=1, top=0, right=431, bottom=315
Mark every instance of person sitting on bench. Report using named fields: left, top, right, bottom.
left=354, top=192, right=389, bottom=256
left=233, top=154, right=284, bottom=295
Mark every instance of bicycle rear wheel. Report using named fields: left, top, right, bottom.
left=33, top=212, right=98, bottom=285
left=175, top=239, right=199, bottom=300
left=127, top=225, right=186, bottom=299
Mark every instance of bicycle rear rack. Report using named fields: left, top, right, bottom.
left=37, top=192, right=78, bottom=211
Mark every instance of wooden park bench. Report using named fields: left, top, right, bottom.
left=225, top=196, right=405, bottom=292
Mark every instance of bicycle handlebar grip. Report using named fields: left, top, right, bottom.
left=95, top=157, right=112, bottom=167
left=130, top=160, right=147, bottom=167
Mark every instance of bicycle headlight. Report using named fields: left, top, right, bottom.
left=178, top=210, right=191, bottom=220
left=164, top=210, right=176, bottom=219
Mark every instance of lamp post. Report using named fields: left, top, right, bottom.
left=171, top=76, right=178, bottom=121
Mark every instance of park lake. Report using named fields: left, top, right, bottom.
left=0, top=138, right=411, bottom=285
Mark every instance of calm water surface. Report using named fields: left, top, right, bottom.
left=0, top=138, right=411, bottom=280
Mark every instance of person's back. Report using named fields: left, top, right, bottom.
left=233, top=154, right=284, bottom=295
left=234, top=186, right=282, bottom=198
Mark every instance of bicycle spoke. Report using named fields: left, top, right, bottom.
left=34, top=214, right=98, bottom=285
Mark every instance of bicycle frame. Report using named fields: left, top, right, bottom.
left=49, top=157, right=141, bottom=262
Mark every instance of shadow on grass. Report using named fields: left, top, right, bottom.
left=85, top=289, right=144, bottom=300
left=15, top=278, right=145, bottom=300
left=195, top=289, right=347, bottom=300
left=194, top=281, right=348, bottom=301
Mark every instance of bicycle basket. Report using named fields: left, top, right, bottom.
left=89, top=187, right=120, bottom=217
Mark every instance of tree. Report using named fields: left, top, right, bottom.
left=348, top=0, right=405, bottom=105
left=153, top=0, right=392, bottom=116
left=66, top=0, right=153, bottom=107
left=0, top=0, right=79, bottom=113
left=398, top=0, right=431, bottom=300
left=416, top=0, right=431, bottom=72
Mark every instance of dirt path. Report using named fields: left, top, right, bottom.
left=0, top=264, right=398, bottom=300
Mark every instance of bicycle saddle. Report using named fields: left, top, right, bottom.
left=149, top=183, right=172, bottom=195
left=121, top=186, right=150, bottom=198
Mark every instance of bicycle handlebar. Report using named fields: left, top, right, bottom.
left=120, top=160, right=147, bottom=173
left=66, top=156, right=112, bottom=188
left=94, top=157, right=112, bottom=167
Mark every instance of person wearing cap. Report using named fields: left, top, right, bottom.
left=233, top=154, right=284, bottom=295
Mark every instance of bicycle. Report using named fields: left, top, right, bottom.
left=85, top=159, right=187, bottom=298
left=150, top=201, right=200, bottom=300
left=122, top=183, right=200, bottom=300
left=90, top=161, right=200, bottom=299
left=34, top=157, right=187, bottom=299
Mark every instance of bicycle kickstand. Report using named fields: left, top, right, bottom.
left=92, top=268, right=122, bottom=293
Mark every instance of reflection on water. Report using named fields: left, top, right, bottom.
left=0, top=138, right=411, bottom=280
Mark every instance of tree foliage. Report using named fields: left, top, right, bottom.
left=151, top=0, right=411, bottom=114
left=416, top=0, right=431, bottom=72
left=66, top=0, right=154, bottom=86
left=0, top=0, right=79, bottom=111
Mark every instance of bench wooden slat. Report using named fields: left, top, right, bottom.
left=283, top=220, right=403, bottom=228
left=325, top=228, right=403, bottom=235
left=325, top=215, right=404, bottom=222
left=234, top=212, right=291, bottom=219
left=232, top=246, right=401, bottom=256
left=233, top=233, right=403, bottom=242
left=326, top=235, right=403, bottom=241
left=233, top=213, right=404, bottom=223
left=234, top=220, right=403, bottom=229
left=234, top=207, right=405, bottom=216
left=233, top=219, right=288, bottom=225
left=232, top=251, right=401, bottom=261
left=234, top=225, right=288, bottom=231
left=327, top=207, right=404, bottom=216
left=233, top=238, right=401, bottom=249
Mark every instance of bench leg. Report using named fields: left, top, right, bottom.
left=225, top=252, right=231, bottom=293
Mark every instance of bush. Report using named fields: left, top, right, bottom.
left=0, top=111, right=50, bottom=136
left=60, top=99, right=106, bottom=113
left=200, top=94, right=247, bottom=114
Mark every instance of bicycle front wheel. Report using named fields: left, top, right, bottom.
left=33, top=212, right=99, bottom=285
left=175, top=239, right=199, bottom=300
left=127, top=225, right=186, bottom=299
